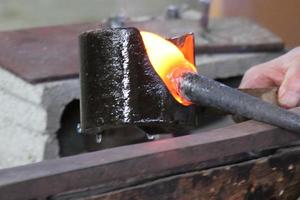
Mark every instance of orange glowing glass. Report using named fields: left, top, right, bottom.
left=140, top=31, right=198, bottom=106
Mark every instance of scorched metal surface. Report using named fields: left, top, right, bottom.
left=80, top=28, right=197, bottom=134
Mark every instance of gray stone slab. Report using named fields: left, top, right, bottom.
left=197, top=52, right=284, bottom=79
left=0, top=68, right=80, bottom=168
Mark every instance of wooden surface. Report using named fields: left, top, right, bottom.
left=0, top=108, right=300, bottom=200
left=0, top=18, right=283, bottom=84
left=66, top=147, right=300, bottom=200
left=211, top=0, right=300, bottom=48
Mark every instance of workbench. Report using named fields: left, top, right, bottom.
left=0, top=18, right=284, bottom=168
left=1, top=108, right=300, bottom=200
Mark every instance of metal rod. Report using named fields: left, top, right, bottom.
left=180, top=73, right=300, bottom=133
left=199, top=0, right=211, bottom=31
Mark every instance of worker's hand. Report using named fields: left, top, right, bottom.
left=240, top=47, right=300, bottom=108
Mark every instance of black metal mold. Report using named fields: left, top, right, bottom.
left=80, top=28, right=197, bottom=134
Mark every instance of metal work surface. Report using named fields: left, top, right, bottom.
left=0, top=108, right=300, bottom=200
left=0, top=23, right=97, bottom=83
left=133, top=18, right=283, bottom=53
left=0, top=18, right=283, bottom=84
left=56, top=147, right=300, bottom=200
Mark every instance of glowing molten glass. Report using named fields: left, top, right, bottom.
left=140, top=31, right=197, bottom=106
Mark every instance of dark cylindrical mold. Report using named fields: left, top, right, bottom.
left=80, top=28, right=197, bottom=134
left=180, top=73, right=300, bottom=133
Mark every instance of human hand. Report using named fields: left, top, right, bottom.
left=240, top=47, right=300, bottom=108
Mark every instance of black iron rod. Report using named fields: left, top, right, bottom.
left=180, top=73, right=300, bottom=133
